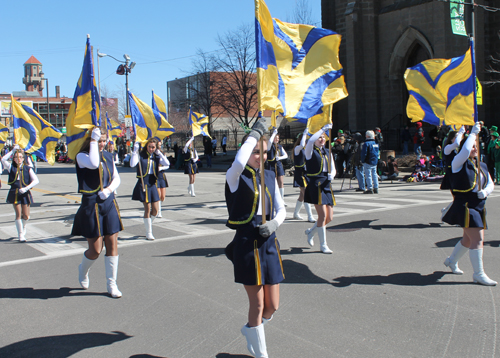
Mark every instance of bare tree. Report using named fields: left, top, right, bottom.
left=213, top=24, right=259, bottom=128
left=287, top=0, right=316, bottom=25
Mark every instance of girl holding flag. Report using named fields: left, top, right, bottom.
left=130, top=138, right=170, bottom=241
left=72, top=128, right=124, bottom=298
left=183, top=136, right=199, bottom=197
left=225, top=118, right=285, bottom=358
left=156, top=144, right=169, bottom=218
left=304, top=124, right=335, bottom=254
left=267, top=128, right=288, bottom=204
left=442, top=122, right=497, bottom=286
left=292, top=128, right=315, bottom=222
left=2, top=145, right=39, bottom=242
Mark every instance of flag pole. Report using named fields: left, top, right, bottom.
left=470, top=4, right=481, bottom=188
left=259, top=134, right=266, bottom=225
left=130, top=92, right=146, bottom=192
left=91, top=42, right=104, bottom=192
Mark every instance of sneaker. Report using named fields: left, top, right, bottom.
left=373, top=188, right=378, bottom=194
left=363, top=189, right=374, bottom=194
left=355, top=188, right=364, bottom=192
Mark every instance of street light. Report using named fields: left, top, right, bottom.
left=39, top=72, right=50, bottom=125
left=97, top=51, right=136, bottom=115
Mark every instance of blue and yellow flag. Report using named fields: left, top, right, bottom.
left=152, top=91, right=175, bottom=141
left=405, top=40, right=476, bottom=127
left=129, top=91, right=157, bottom=144
left=255, top=0, right=348, bottom=122
left=269, top=110, right=277, bottom=130
left=11, top=96, right=62, bottom=165
left=106, top=114, right=122, bottom=144
left=66, top=35, right=100, bottom=159
left=189, top=107, right=211, bottom=138
left=0, top=122, right=8, bottom=151
left=307, top=104, right=332, bottom=139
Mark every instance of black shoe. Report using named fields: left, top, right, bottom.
left=373, top=189, right=378, bottom=194
left=363, top=189, right=374, bottom=194
left=355, top=188, right=364, bottom=192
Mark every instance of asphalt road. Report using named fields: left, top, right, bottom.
left=1, top=161, right=499, bottom=358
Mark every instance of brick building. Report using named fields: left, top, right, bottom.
left=321, top=0, right=499, bottom=145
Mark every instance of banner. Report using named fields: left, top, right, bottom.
left=450, top=0, right=467, bottom=37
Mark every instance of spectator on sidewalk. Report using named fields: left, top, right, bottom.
left=380, top=156, right=399, bottom=181
left=375, top=127, right=384, bottom=150
left=401, top=126, right=411, bottom=155
left=222, top=135, right=227, bottom=155
left=414, top=122, right=424, bottom=156
left=203, top=137, right=212, bottom=168
left=211, top=137, right=217, bottom=156
left=361, top=130, right=380, bottom=194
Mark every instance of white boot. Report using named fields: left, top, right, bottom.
left=187, top=185, right=191, bottom=195
left=22, top=218, right=29, bottom=237
left=78, top=253, right=95, bottom=289
left=143, top=218, right=155, bottom=240
left=293, top=200, right=304, bottom=220
left=304, top=203, right=316, bottom=223
left=105, top=255, right=122, bottom=298
left=150, top=214, right=157, bottom=224
left=470, top=249, right=497, bottom=286
left=15, top=219, right=25, bottom=242
left=157, top=204, right=162, bottom=218
left=279, top=187, right=287, bottom=206
left=318, top=226, right=332, bottom=254
left=190, top=184, right=196, bottom=197
left=241, top=324, right=268, bottom=358
left=444, top=240, right=468, bottom=274
left=305, top=223, right=317, bottom=247
left=262, top=314, right=273, bottom=325
left=241, top=324, right=256, bottom=356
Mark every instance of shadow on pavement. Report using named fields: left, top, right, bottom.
left=331, top=271, right=470, bottom=287
left=282, top=259, right=332, bottom=285
left=327, top=219, right=443, bottom=231
left=130, top=355, right=167, bottom=358
left=435, top=237, right=500, bottom=248
left=0, top=287, right=109, bottom=299
left=216, top=354, right=252, bottom=358
left=0, top=331, right=131, bottom=358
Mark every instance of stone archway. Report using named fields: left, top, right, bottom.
left=388, top=26, right=433, bottom=80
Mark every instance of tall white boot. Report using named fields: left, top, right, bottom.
left=15, top=219, right=25, bottom=242
left=157, top=204, right=162, bottom=218
left=305, top=223, right=317, bottom=247
left=444, top=240, right=468, bottom=274
left=105, top=255, right=122, bottom=298
left=143, top=218, right=155, bottom=240
left=190, top=184, right=196, bottom=197
left=470, top=249, right=497, bottom=286
left=293, top=200, right=304, bottom=220
left=304, top=203, right=315, bottom=223
left=241, top=324, right=268, bottom=358
left=150, top=214, right=157, bottom=224
left=187, top=185, right=191, bottom=195
left=318, top=226, right=332, bottom=254
left=78, top=253, right=96, bottom=289
left=279, top=187, right=287, bottom=206
left=22, top=218, right=29, bottom=237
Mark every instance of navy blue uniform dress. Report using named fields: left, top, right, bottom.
left=184, top=149, right=199, bottom=174
left=132, top=154, right=160, bottom=203
left=293, top=148, right=308, bottom=188
left=6, top=164, right=34, bottom=205
left=225, top=166, right=285, bottom=286
left=440, top=150, right=457, bottom=190
left=72, top=151, right=124, bottom=238
left=304, top=147, right=336, bottom=206
left=156, top=169, right=169, bottom=188
left=266, top=143, right=285, bottom=177
left=442, top=159, right=488, bottom=228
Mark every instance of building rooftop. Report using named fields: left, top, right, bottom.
left=12, top=91, right=42, bottom=97
left=24, top=55, right=41, bottom=65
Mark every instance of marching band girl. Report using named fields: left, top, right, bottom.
left=2, top=145, right=39, bottom=242
left=225, top=119, right=286, bottom=358
left=304, top=124, right=335, bottom=254
left=183, top=136, right=199, bottom=197
left=156, top=144, right=169, bottom=218
left=72, top=128, right=123, bottom=298
left=292, top=128, right=315, bottom=222
left=442, top=122, right=496, bottom=285
left=267, top=129, right=288, bottom=205
left=130, top=138, right=170, bottom=241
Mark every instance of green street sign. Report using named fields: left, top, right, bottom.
left=450, top=0, right=467, bottom=37
left=61, top=127, right=66, bottom=134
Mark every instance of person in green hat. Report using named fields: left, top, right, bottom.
left=487, top=130, right=499, bottom=179
left=493, top=139, right=500, bottom=184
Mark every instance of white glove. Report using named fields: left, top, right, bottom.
left=303, top=128, right=309, bottom=134
left=259, top=219, right=279, bottom=238
left=155, top=149, right=162, bottom=156
left=328, top=173, right=334, bottom=181
left=458, top=126, right=466, bottom=135
left=322, top=124, right=333, bottom=132
left=98, top=188, right=111, bottom=200
left=91, top=127, right=101, bottom=141
left=477, top=190, right=487, bottom=200
left=471, top=122, right=481, bottom=136
left=19, top=187, right=28, bottom=194
left=133, top=142, right=140, bottom=153
left=13, top=144, right=20, bottom=151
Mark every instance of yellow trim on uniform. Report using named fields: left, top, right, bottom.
left=331, top=184, right=336, bottom=206
left=302, top=175, right=307, bottom=187
left=453, top=159, right=477, bottom=193
left=8, top=165, right=20, bottom=185
left=95, top=203, right=101, bottom=237
left=295, top=163, right=305, bottom=168
left=254, top=240, right=262, bottom=286
left=113, top=199, right=124, bottom=231
left=482, top=208, right=487, bottom=229
left=464, top=203, right=469, bottom=228
left=275, top=237, right=285, bottom=279
left=265, top=186, right=273, bottom=218
left=227, top=166, right=259, bottom=226
left=307, top=147, right=324, bottom=176
left=14, top=188, right=18, bottom=204
left=318, top=185, right=322, bottom=205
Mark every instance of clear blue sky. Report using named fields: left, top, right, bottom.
left=2, top=0, right=321, bottom=113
